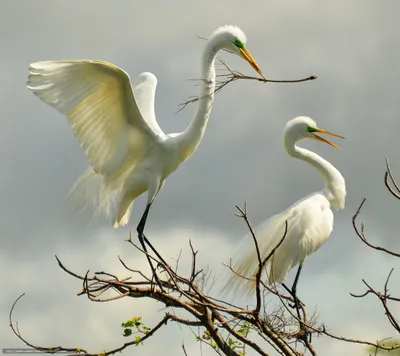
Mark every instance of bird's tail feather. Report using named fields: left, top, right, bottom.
left=65, top=167, right=122, bottom=221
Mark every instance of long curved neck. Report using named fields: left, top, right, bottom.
left=177, top=41, right=219, bottom=159
left=285, top=140, right=346, bottom=210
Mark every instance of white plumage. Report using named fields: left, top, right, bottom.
left=26, top=26, right=263, bottom=231
left=223, top=116, right=346, bottom=296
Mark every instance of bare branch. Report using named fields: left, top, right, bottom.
left=15, top=194, right=400, bottom=356
left=321, top=327, right=400, bottom=352
left=352, top=198, right=400, bottom=257
left=385, top=158, right=400, bottom=199
left=177, top=60, right=317, bottom=113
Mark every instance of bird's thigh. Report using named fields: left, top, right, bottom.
left=124, top=172, right=148, bottom=198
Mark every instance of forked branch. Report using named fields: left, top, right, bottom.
left=385, top=158, right=400, bottom=199
left=352, top=198, right=400, bottom=257
left=177, top=60, right=317, bottom=113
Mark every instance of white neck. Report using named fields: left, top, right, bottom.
left=284, top=140, right=346, bottom=210
left=176, top=40, right=220, bottom=159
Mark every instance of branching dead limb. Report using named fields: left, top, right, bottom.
left=234, top=203, right=288, bottom=316
left=385, top=158, right=400, bottom=200
left=352, top=198, right=400, bottom=257
left=10, top=186, right=400, bottom=356
left=350, top=268, right=400, bottom=333
left=177, top=60, right=317, bottom=113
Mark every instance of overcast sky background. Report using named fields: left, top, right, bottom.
left=2, top=1, right=400, bottom=355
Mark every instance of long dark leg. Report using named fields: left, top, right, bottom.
left=291, top=262, right=303, bottom=322
left=291, top=262, right=312, bottom=343
left=292, top=262, right=303, bottom=297
left=136, top=205, right=160, bottom=289
left=137, top=203, right=170, bottom=267
left=282, top=282, right=305, bottom=308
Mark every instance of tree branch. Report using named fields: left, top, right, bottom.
left=352, top=198, right=400, bottom=257
left=177, top=60, right=317, bottom=113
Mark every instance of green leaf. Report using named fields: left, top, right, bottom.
left=122, top=321, right=134, bottom=328
left=123, top=328, right=132, bottom=337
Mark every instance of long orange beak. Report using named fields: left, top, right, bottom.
left=239, top=47, right=265, bottom=79
left=313, top=128, right=345, bottom=149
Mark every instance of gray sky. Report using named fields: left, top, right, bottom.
left=2, top=1, right=400, bottom=355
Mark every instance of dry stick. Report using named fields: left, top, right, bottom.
left=352, top=198, right=400, bottom=257
left=234, top=203, right=303, bottom=327
left=385, top=158, right=400, bottom=199
left=234, top=204, right=304, bottom=321
left=234, top=203, right=264, bottom=317
left=235, top=203, right=262, bottom=267
left=118, top=255, right=151, bottom=282
left=257, top=331, right=286, bottom=356
left=10, top=294, right=88, bottom=355
left=213, top=313, right=270, bottom=356
left=321, top=328, right=400, bottom=352
left=254, top=221, right=289, bottom=315
left=177, top=60, right=317, bottom=113
left=189, top=239, right=201, bottom=284
left=381, top=269, right=400, bottom=332
left=351, top=269, right=400, bottom=333
left=182, top=343, right=189, bottom=356
left=257, top=321, right=299, bottom=356
left=199, top=309, right=241, bottom=356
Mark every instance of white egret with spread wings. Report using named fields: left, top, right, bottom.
left=26, top=25, right=263, bottom=274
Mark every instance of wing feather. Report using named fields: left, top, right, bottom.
left=131, top=72, right=164, bottom=137
left=27, top=60, right=166, bottom=175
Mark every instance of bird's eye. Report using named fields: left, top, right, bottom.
left=306, top=126, right=318, bottom=133
left=233, top=39, right=245, bottom=49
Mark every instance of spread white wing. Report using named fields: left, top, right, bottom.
left=27, top=60, right=167, bottom=175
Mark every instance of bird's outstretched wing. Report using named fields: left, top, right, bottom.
left=27, top=60, right=166, bottom=175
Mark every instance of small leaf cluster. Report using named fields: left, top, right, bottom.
left=195, top=321, right=252, bottom=355
left=227, top=322, right=251, bottom=356
left=196, top=330, right=218, bottom=350
left=121, top=316, right=151, bottom=345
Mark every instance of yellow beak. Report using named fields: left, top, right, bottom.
left=313, top=128, right=345, bottom=149
left=239, top=47, right=265, bottom=79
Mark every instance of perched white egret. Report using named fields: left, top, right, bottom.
left=223, top=116, right=346, bottom=297
left=26, top=25, right=263, bottom=268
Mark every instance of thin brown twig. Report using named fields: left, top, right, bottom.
left=177, top=60, right=317, bottom=113
left=182, top=343, right=189, bottom=356
left=9, top=294, right=88, bottom=355
left=352, top=198, right=400, bottom=257
left=351, top=270, right=400, bottom=333
left=385, top=158, right=400, bottom=199
left=254, top=221, right=289, bottom=312
left=118, top=255, right=151, bottom=281
left=321, top=327, right=400, bottom=352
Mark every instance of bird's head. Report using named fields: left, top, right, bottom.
left=284, top=116, right=345, bottom=149
left=209, top=25, right=264, bottom=77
